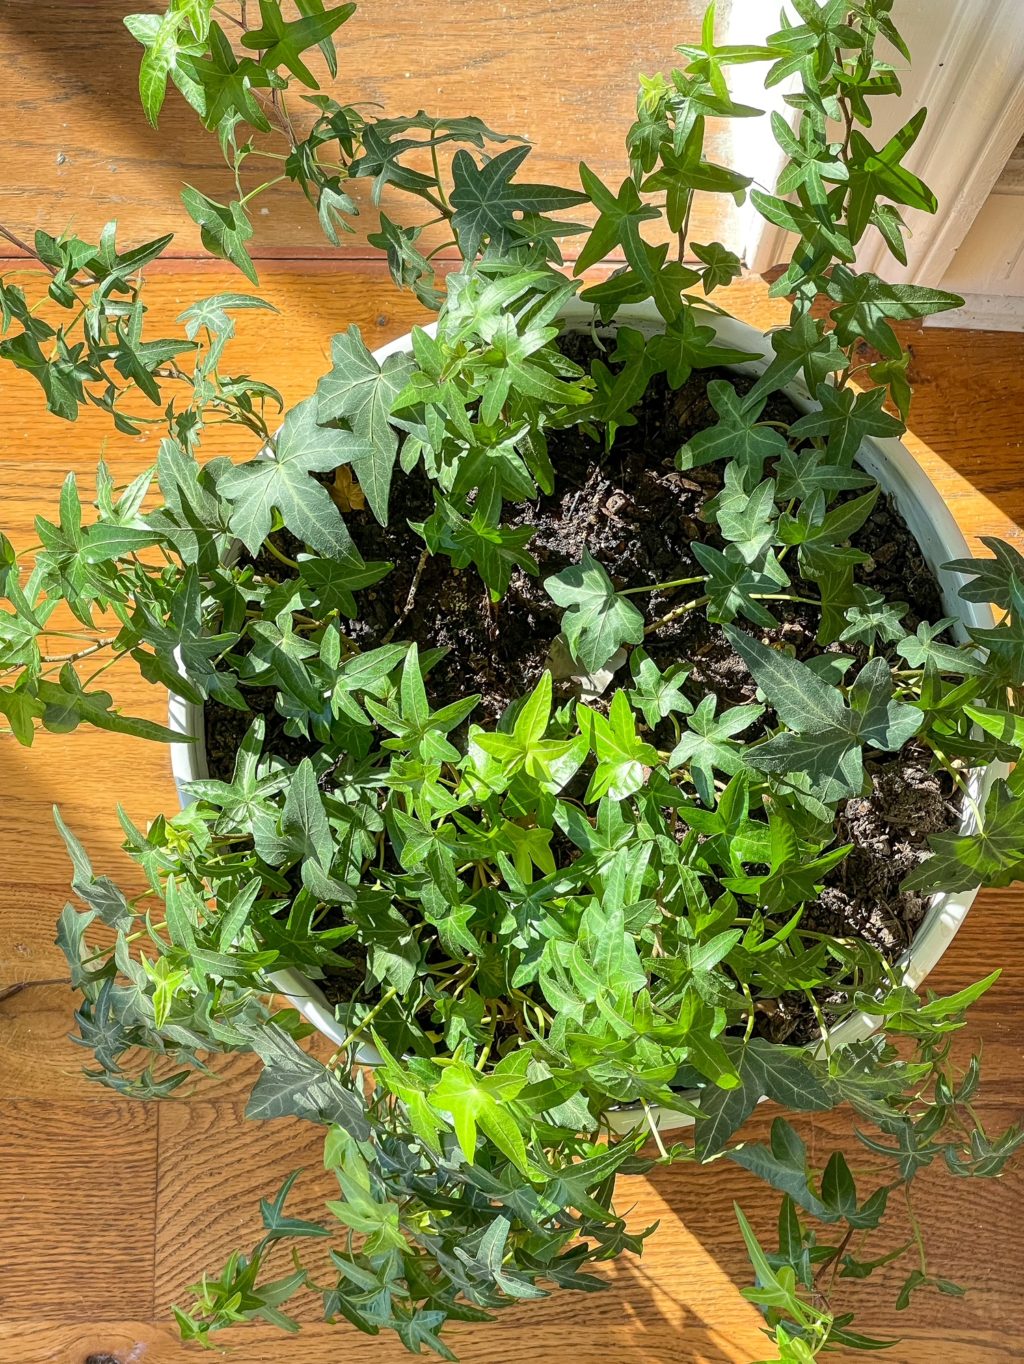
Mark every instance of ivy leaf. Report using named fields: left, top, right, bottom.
left=581, top=689, right=659, bottom=801
left=751, top=190, right=855, bottom=267
left=428, top=1060, right=532, bottom=1174
left=260, top=1170, right=332, bottom=1242
left=946, top=536, right=1024, bottom=610
left=847, top=109, right=937, bottom=244
left=773, top=111, right=849, bottom=205
left=544, top=550, right=645, bottom=672
left=247, top=1025, right=370, bottom=1134
left=691, top=541, right=789, bottom=629
left=678, top=380, right=788, bottom=483
left=711, top=477, right=778, bottom=564
left=366, top=213, right=443, bottom=309
left=54, top=807, right=134, bottom=930
left=298, top=552, right=391, bottom=619
left=723, top=811, right=850, bottom=914
left=579, top=242, right=700, bottom=321
left=827, top=265, right=963, bottom=359
left=315, top=326, right=414, bottom=524
left=691, top=240, right=743, bottom=293
left=180, top=187, right=258, bottom=283
left=449, top=146, right=588, bottom=262
left=728, top=1118, right=830, bottom=1219
left=775, top=447, right=873, bottom=503
left=627, top=648, right=692, bottom=728
left=280, top=757, right=334, bottom=872
left=640, top=125, right=751, bottom=231
left=647, top=307, right=756, bottom=389
left=788, top=384, right=904, bottom=465
left=839, top=591, right=908, bottom=647
left=124, top=6, right=206, bottom=126
left=419, top=480, right=537, bottom=603
left=177, top=21, right=271, bottom=131
left=726, top=628, right=921, bottom=804
left=668, top=694, right=764, bottom=806
left=218, top=397, right=352, bottom=556
left=573, top=165, right=661, bottom=278
left=696, top=1039, right=834, bottom=1156
left=903, top=781, right=1024, bottom=894
left=240, top=0, right=356, bottom=87
left=897, top=620, right=985, bottom=677
left=747, top=315, right=847, bottom=406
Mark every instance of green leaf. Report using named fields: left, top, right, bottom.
left=428, top=1060, right=533, bottom=1174
left=747, top=315, right=847, bottom=406
left=247, top=1025, right=370, bottom=1134
left=627, top=648, right=692, bottom=729
left=573, top=165, right=661, bottom=279
left=420, top=480, right=537, bottom=603
left=897, top=620, right=984, bottom=677
left=647, top=308, right=756, bottom=389
left=177, top=20, right=271, bottom=131
left=124, top=7, right=206, bottom=126
left=691, top=540, right=789, bottom=629
left=315, top=326, right=414, bottom=524
left=728, top=1119, right=830, bottom=1219
left=260, top=1170, right=331, bottom=1242
left=847, top=109, right=937, bottom=244
left=788, top=384, right=904, bottom=465
left=544, top=550, right=645, bottom=671
left=668, top=694, right=764, bottom=806
left=81, top=523, right=163, bottom=564
left=449, top=146, right=587, bottom=261
left=691, top=240, right=743, bottom=293
left=582, top=689, right=659, bottom=801
left=827, top=265, right=963, bottom=359
left=678, top=380, right=788, bottom=482
left=180, top=186, right=258, bottom=283
left=218, top=397, right=353, bottom=557
left=725, top=628, right=920, bottom=803
left=903, top=780, right=1024, bottom=894
left=240, top=0, right=356, bottom=87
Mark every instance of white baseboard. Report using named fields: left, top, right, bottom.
left=925, top=294, right=1024, bottom=332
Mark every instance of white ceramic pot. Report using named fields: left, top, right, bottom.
left=168, top=301, right=998, bottom=1132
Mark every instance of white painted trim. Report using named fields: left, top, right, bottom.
left=721, top=2, right=799, bottom=274
left=731, top=0, right=1024, bottom=285
left=925, top=291, right=1024, bottom=331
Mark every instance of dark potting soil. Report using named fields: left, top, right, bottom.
left=203, top=335, right=958, bottom=1036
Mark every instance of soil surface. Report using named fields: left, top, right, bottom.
left=203, top=334, right=959, bottom=1037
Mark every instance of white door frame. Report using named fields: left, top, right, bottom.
left=725, top=0, right=1024, bottom=289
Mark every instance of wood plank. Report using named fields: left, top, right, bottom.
left=0, top=1101, right=158, bottom=1321
left=151, top=1096, right=1024, bottom=1363
left=154, top=1100, right=771, bottom=1361
left=0, top=0, right=737, bottom=261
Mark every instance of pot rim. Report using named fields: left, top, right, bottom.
left=167, top=300, right=1000, bottom=1134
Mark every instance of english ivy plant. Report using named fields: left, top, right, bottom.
left=1, top=2, right=1022, bottom=1361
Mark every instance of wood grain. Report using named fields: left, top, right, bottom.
left=1, top=248, right=1024, bottom=1361
left=0, top=1102, right=158, bottom=1321
left=0, top=0, right=736, bottom=262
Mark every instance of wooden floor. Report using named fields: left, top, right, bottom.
left=2, top=4, right=1024, bottom=1362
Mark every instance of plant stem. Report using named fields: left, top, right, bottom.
left=332, top=985, right=400, bottom=1058
left=621, top=574, right=706, bottom=597
left=0, top=976, right=71, bottom=1006
left=0, top=221, right=55, bottom=272
left=40, top=638, right=115, bottom=665
left=265, top=537, right=300, bottom=571
left=644, top=595, right=709, bottom=635
left=642, top=1100, right=670, bottom=1159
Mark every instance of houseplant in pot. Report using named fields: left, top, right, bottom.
left=1, top=0, right=1023, bottom=1358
